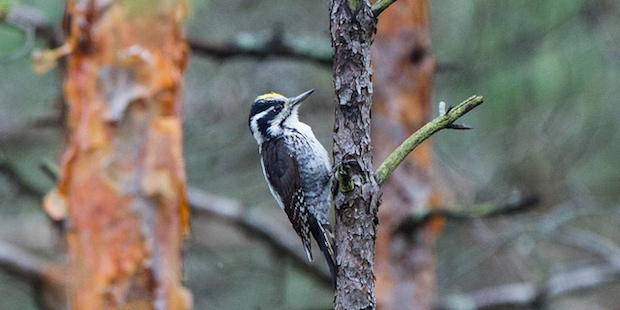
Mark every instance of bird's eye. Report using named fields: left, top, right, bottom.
left=273, top=104, right=283, bottom=112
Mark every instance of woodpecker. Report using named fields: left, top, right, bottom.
left=248, top=89, right=337, bottom=286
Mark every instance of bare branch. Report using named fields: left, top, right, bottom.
left=555, top=227, right=620, bottom=268
left=375, top=95, right=483, bottom=186
left=0, top=151, right=44, bottom=197
left=0, top=241, right=67, bottom=309
left=187, top=187, right=333, bottom=285
left=393, top=195, right=539, bottom=235
left=0, top=4, right=63, bottom=62
left=435, top=263, right=620, bottom=310
left=0, top=9, right=35, bottom=62
left=39, top=158, right=59, bottom=183
left=438, top=203, right=617, bottom=290
left=188, top=33, right=332, bottom=66
left=0, top=241, right=50, bottom=282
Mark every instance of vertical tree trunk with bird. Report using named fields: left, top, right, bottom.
left=330, top=1, right=381, bottom=309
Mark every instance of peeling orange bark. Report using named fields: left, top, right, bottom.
left=43, top=1, right=191, bottom=309
left=371, top=1, right=444, bottom=309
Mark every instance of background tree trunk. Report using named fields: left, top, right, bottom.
left=371, top=1, right=442, bottom=309
left=43, top=1, right=191, bottom=309
left=330, top=1, right=380, bottom=309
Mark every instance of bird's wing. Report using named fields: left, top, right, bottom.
left=261, top=137, right=313, bottom=261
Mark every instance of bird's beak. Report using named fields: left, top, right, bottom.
left=289, top=89, right=314, bottom=107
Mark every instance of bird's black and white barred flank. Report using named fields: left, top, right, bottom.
left=248, top=89, right=337, bottom=287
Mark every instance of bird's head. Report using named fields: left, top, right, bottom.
left=249, top=89, right=314, bottom=144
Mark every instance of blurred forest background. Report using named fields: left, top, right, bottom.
left=1, top=0, right=620, bottom=309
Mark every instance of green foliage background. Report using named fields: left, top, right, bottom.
left=0, top=0, right=619, bottom=309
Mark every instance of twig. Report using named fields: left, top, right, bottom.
left=374, top=95, right=483, bottom=186
left=187, top=187, right=333, bottom=285
left=39, top=158, right=60, bottom=183
left=371, top=0, right=399, bottom=17
left=0, top=241, right=51, bottom=283
left=393, top=195, right=539, bottom=235
left=438, top=202, right=612, bottom=290
left=188, top=33, right=332, bottom=66
left=0, top=4, right=63, bottom=62
left=0, top=9, right=35, bottom=62
left=434, top=263, right=620, bottom=310
left=555, top=227, right=620, bottom=268
left=0, top=152, right=45, bottom=197
left=0, top=240, right=66, bottom=309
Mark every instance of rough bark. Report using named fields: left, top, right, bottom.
left=371, top=1, right=442, bottom=309
left=43, top=1, right=191, bottom=309
left=330, top=1, right=380, bottom=309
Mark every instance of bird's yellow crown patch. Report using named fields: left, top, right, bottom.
left=256, top=92, right=284, bottom=101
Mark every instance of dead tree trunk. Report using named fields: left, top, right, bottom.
left=371, top=1, right=443, bottom=309
left=43, top=1, right=191, bottom=309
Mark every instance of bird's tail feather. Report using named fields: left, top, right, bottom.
left=309, top=216, right=337, bottom=289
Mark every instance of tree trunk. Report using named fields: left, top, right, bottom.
left=371, top=1, right=443, bottom=309
left=43, top=1, right=191, bottom=309
left=330, top=1, right=380, bottom=309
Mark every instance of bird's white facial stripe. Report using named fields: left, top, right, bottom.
left=267, top=113, right=284, bottom=136
left=250, top=96, right=303, bottom=143
left=250, top=107, right=273, bottom=144
left=266, top=103, right=291, bottom=136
